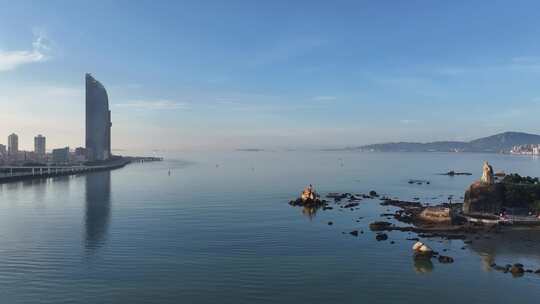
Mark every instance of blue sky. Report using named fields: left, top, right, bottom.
left=1, top=0, right=540, bottom=151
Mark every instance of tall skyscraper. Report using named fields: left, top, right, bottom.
left=85, top=74, right=112, bottom=161
left=0, top=144, right=6, bottom=156
left=34, top=134, right=46, bottom=155
left=8, top=133, right=18, bottom=155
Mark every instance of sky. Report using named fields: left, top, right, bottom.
left=1, top=0, right=540, bottom=152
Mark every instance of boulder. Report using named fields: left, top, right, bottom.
left=369, top=221, right=393, bottom=231
left=412, top=241, right=433, bottom=254
left=510, top=265, right=525, bottom=276
left=438, top=255, right=454, bottom=263
left=375, top=233, right=388, bottom=241
left=463, top=181, right=505, bottom=214
left=418, top=206, right=453, bottom=223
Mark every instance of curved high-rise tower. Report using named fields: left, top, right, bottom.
left=85, top=74, right=112, bottom=161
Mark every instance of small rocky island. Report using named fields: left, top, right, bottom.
left=464, top=161, right=540, bottom=224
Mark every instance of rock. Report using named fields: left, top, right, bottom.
left=412, top=241, right=433, bottom=254
left=438, top=255, right=454, bottom=263
left=510, top=265, right=524, bottom=276
left=343, top=202, right=359, bottom=208
left=442, top=171, right=472, bottom=176
left=348, top=195, right=361, bottom=201
left=369, top=190, right=379, bottom=197
left=375, top=233, right=388, bottom=241
left=327, top=192, right=345, bottom=199
left=535, top=269, right=540, bottom=274
left=406, top=237, right=420, bottom=241
left=390, top=241, right=395, bottom=244
left=328, top=221, right=333, bottom=225
left=417, top=206, right=453, bottom=223
left=369, top=221, right=393, bottom=231
left=349, top=230, right=359, bottom=237
left=463, top=181, right=505, bottom=214
left=526, top=269, right=533, bottom=273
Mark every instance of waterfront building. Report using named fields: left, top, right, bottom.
left=73, top=147, right=87, bottom=162
left=86, top=73, right=112, bottom=161
left=8, top=133, right=18, bottom=156
left=34, top=135, right=46, bottom=155
left=75, top=147, right=87, bottom=156
left=52, top=147, right=70, bottom=163
left=510, top=144, right=540, bottom=155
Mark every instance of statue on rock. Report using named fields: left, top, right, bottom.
left=480, top=161, right=494, bottom=185
left=301, top=184, right=316, bottom=202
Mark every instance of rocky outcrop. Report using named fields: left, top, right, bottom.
left=418, top=207, right=453, bottom=223
left=463, top=172, right=540, bottom=215
left=441, top=171, right=472, bottom=176
left=463, top=181, right=505, bottom=215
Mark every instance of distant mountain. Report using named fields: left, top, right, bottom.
left=351, top=132, right=540, bottom=153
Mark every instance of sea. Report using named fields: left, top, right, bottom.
left=1, top=151, right=539, bottom=303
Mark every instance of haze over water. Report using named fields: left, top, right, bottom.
left=1, top=151, right=540, bottom=303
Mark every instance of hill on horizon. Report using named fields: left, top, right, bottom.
left=350, top=132, right=540, bottom=153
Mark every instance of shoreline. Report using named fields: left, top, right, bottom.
left=0, top=156, right=162, bottom=184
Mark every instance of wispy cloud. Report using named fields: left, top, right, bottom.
left=399, top=119, right=419, bottom=124
left=114, top=100, right=190, bottom=110
left=436, top=56, right=540, bottom=76
left=0, top=32, right=51, bottom=72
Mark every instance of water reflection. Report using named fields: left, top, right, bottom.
left=467, top=229, right=540, bottom=270
left=414, top=258, right=434, bottom=273
left=301, top=205, right=321, bottom=220
left=85, top=171, right=111, bottom=251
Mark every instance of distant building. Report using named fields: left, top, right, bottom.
left=52, top=147, right=70, bottom=163
left=34, top=134, right=46, bottom=155
left=86, top=74, right=112, bottom=161
left=8, top=133, right=18, bottom=155
left=73, top=147, right=87, bottom=162
left=75, top=147, right=87, bottom=156
left=510, top=144, right=540, bottom=155
left=0, top=144, right=6, bottom=156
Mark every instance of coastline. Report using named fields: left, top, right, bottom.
left=0, top=156, right=162, bottom=184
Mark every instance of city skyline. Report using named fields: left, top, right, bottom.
left=2, top=1, right=540, bottom=151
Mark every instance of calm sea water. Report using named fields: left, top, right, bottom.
left=1, top=151, right=540, bottom=303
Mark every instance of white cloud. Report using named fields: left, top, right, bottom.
left=114, top=100, right=190, bottom=110
left=0, top=32, right=51, bottom=72
left=399, top=119, right=419, bottom=124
